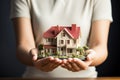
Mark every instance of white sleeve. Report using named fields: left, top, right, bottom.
left=92, top=0, right=113, bottom=22
left=10, top=0, right=31, bottom=19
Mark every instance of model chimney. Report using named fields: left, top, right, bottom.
left=72, top=24, right=77, bottom=32
left=57, top=25, right=60, bottom=31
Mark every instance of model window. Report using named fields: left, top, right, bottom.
left=61, top=48, right=63, bottom=51
left=62, top=32, right=65, bottom=37
left=48, top=38, right=51, bottom=42
left=67, top=40, right=70, bottom=44
left=67, top=49, right=72, bottom=53
left=48, top=49, right=50, bottom=53
left=47, top=38, right=53, bottom=42
left=46, top=38, right=48, bottom=42
left=52, top=50, right=55, bottom=53
left=61, top=40, right=64, bottom=44
left=51, top=38, right=53, bottom=42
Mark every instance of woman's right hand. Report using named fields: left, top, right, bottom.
left=29, top=48, right=62, bottom=72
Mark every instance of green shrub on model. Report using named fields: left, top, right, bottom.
left=37, top=44, right=89, bottom=60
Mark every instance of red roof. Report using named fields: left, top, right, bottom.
left=43, top=24, right=80, bottom=39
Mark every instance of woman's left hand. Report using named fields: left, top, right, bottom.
left=61, top=49, right=96, bottom=72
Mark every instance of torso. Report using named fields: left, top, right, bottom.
left=29, top=0, right=94, bottom=46
left=23, top=0, right=97, bottom=78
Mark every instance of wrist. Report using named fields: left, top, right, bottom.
left=29, top=48, right=38, bottom=66
left=86, top=49, right=97, bottom=66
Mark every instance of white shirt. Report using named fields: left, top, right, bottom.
left=10, top=0, right=113, bottom=78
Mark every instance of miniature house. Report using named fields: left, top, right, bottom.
left=41, top=24, right=81, bottom=56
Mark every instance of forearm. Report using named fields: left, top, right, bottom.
left=12, top=18, right=36, bottom=66
left=16, top=44, right=36, bottom=66
left=89, top=43, right=108, bottom=66
left=88, top=20, right=111, bottom=66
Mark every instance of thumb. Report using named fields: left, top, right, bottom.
left=86, top=49, right=96, bottom=61
left=29, top=48, right=38, bottom=61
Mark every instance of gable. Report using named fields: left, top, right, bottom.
left=55, top=29, right=73, bottom=39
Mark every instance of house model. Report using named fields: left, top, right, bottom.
left=38, top=24, right=88, bottom=59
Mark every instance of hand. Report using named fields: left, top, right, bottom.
left=29, top=48, right=62, bottom=72
left=61, top=49, right=96, bottom=72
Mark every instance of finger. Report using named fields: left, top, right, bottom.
left=38, top=57, right=54, bottom=72
left=40, top=57, right=54, bottom=66
left=63, top=59, right=74, bottom=71
left=34, top=57, right=56, bottom=72
left=54, top=58, right=62, bottom=65
left=40, top=61, right=57, bottom=72
left=86, top=49, right=96, bottom=61
left=74, top=58, right=92, bottom=68
left=69, top=62, right=81, bottom=72
left=40, top=57, right=62, bottom=72
left=61, top=59, right=68, bottom=69
left=62, top=59, right=67, bottom=64
left=62, top=59, right=80, bottom=71
left=61, top=64, right=67, bottom=68
left=49, top=58, right=62, bottom=69
left=84, top=61, right=92, bottom=66
left=73, top=58, right=88, bottom=70
left=61, top=63, right=70, bottom=70
left=29, top=48, right=38, bottom=61
left=68, top=58, right=81, bottom=71
left=69, top=61, right=81, bottom=71
left=66, top=58, right=73, bottom=69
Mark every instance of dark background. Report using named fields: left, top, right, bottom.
left=0, top=0, right=120, bottom=77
